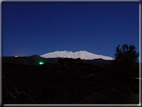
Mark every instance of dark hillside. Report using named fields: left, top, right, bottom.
left=2, top=56, right=113, bottom=66
left=2, top=56, right=60, bottom=65
left=82, top=58, right=113, bottom=66
left=2, top=56, right=35, bottom=65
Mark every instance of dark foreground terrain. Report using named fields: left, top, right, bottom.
left=2, top=56, right=139, bottom=104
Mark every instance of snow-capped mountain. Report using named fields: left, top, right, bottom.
left=40, top=50, right=114, bottom=60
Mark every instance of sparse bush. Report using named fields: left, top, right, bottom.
left=86, top=74, right=95, bottom=80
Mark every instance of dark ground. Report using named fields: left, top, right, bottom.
left=2, top=56, right=139, bottom=104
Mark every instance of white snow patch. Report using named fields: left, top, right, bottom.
left=40, top=50, right=114, bottom=60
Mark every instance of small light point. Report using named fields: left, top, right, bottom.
left=39, top=62, right=44, bottom=65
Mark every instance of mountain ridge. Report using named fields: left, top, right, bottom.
left=40, top=50, right=114, bottom=60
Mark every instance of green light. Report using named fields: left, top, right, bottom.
left=39, top=62, right=44, bottom=65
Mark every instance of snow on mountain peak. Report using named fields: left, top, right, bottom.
left=40, top=50, right=114, bottom=60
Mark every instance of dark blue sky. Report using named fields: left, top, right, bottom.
left=2, top=2, right=139, bottom=58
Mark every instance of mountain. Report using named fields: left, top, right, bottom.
left=40, top=50, right=114, bottom=60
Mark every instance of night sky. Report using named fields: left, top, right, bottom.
left=2, top=2, right=139, bottom=58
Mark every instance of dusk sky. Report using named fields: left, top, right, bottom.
left=2, top=2, right=139, bottom=58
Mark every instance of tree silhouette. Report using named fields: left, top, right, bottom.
left=113, top=44, right=139, bottom=83
left=115, top=44, right=139, bottom=63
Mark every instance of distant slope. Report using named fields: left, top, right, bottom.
left=2, top=56, right=36, bottom=65
left=82, top=58, right=113, bottom=65
left=2, top=56, right=113, bottom=66
left=2, top=56, right=61, bottom=65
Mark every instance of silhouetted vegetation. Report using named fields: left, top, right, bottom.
left=2, top=45, right=139, bottom=104
left=112, top=44, right=139, bottom=83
